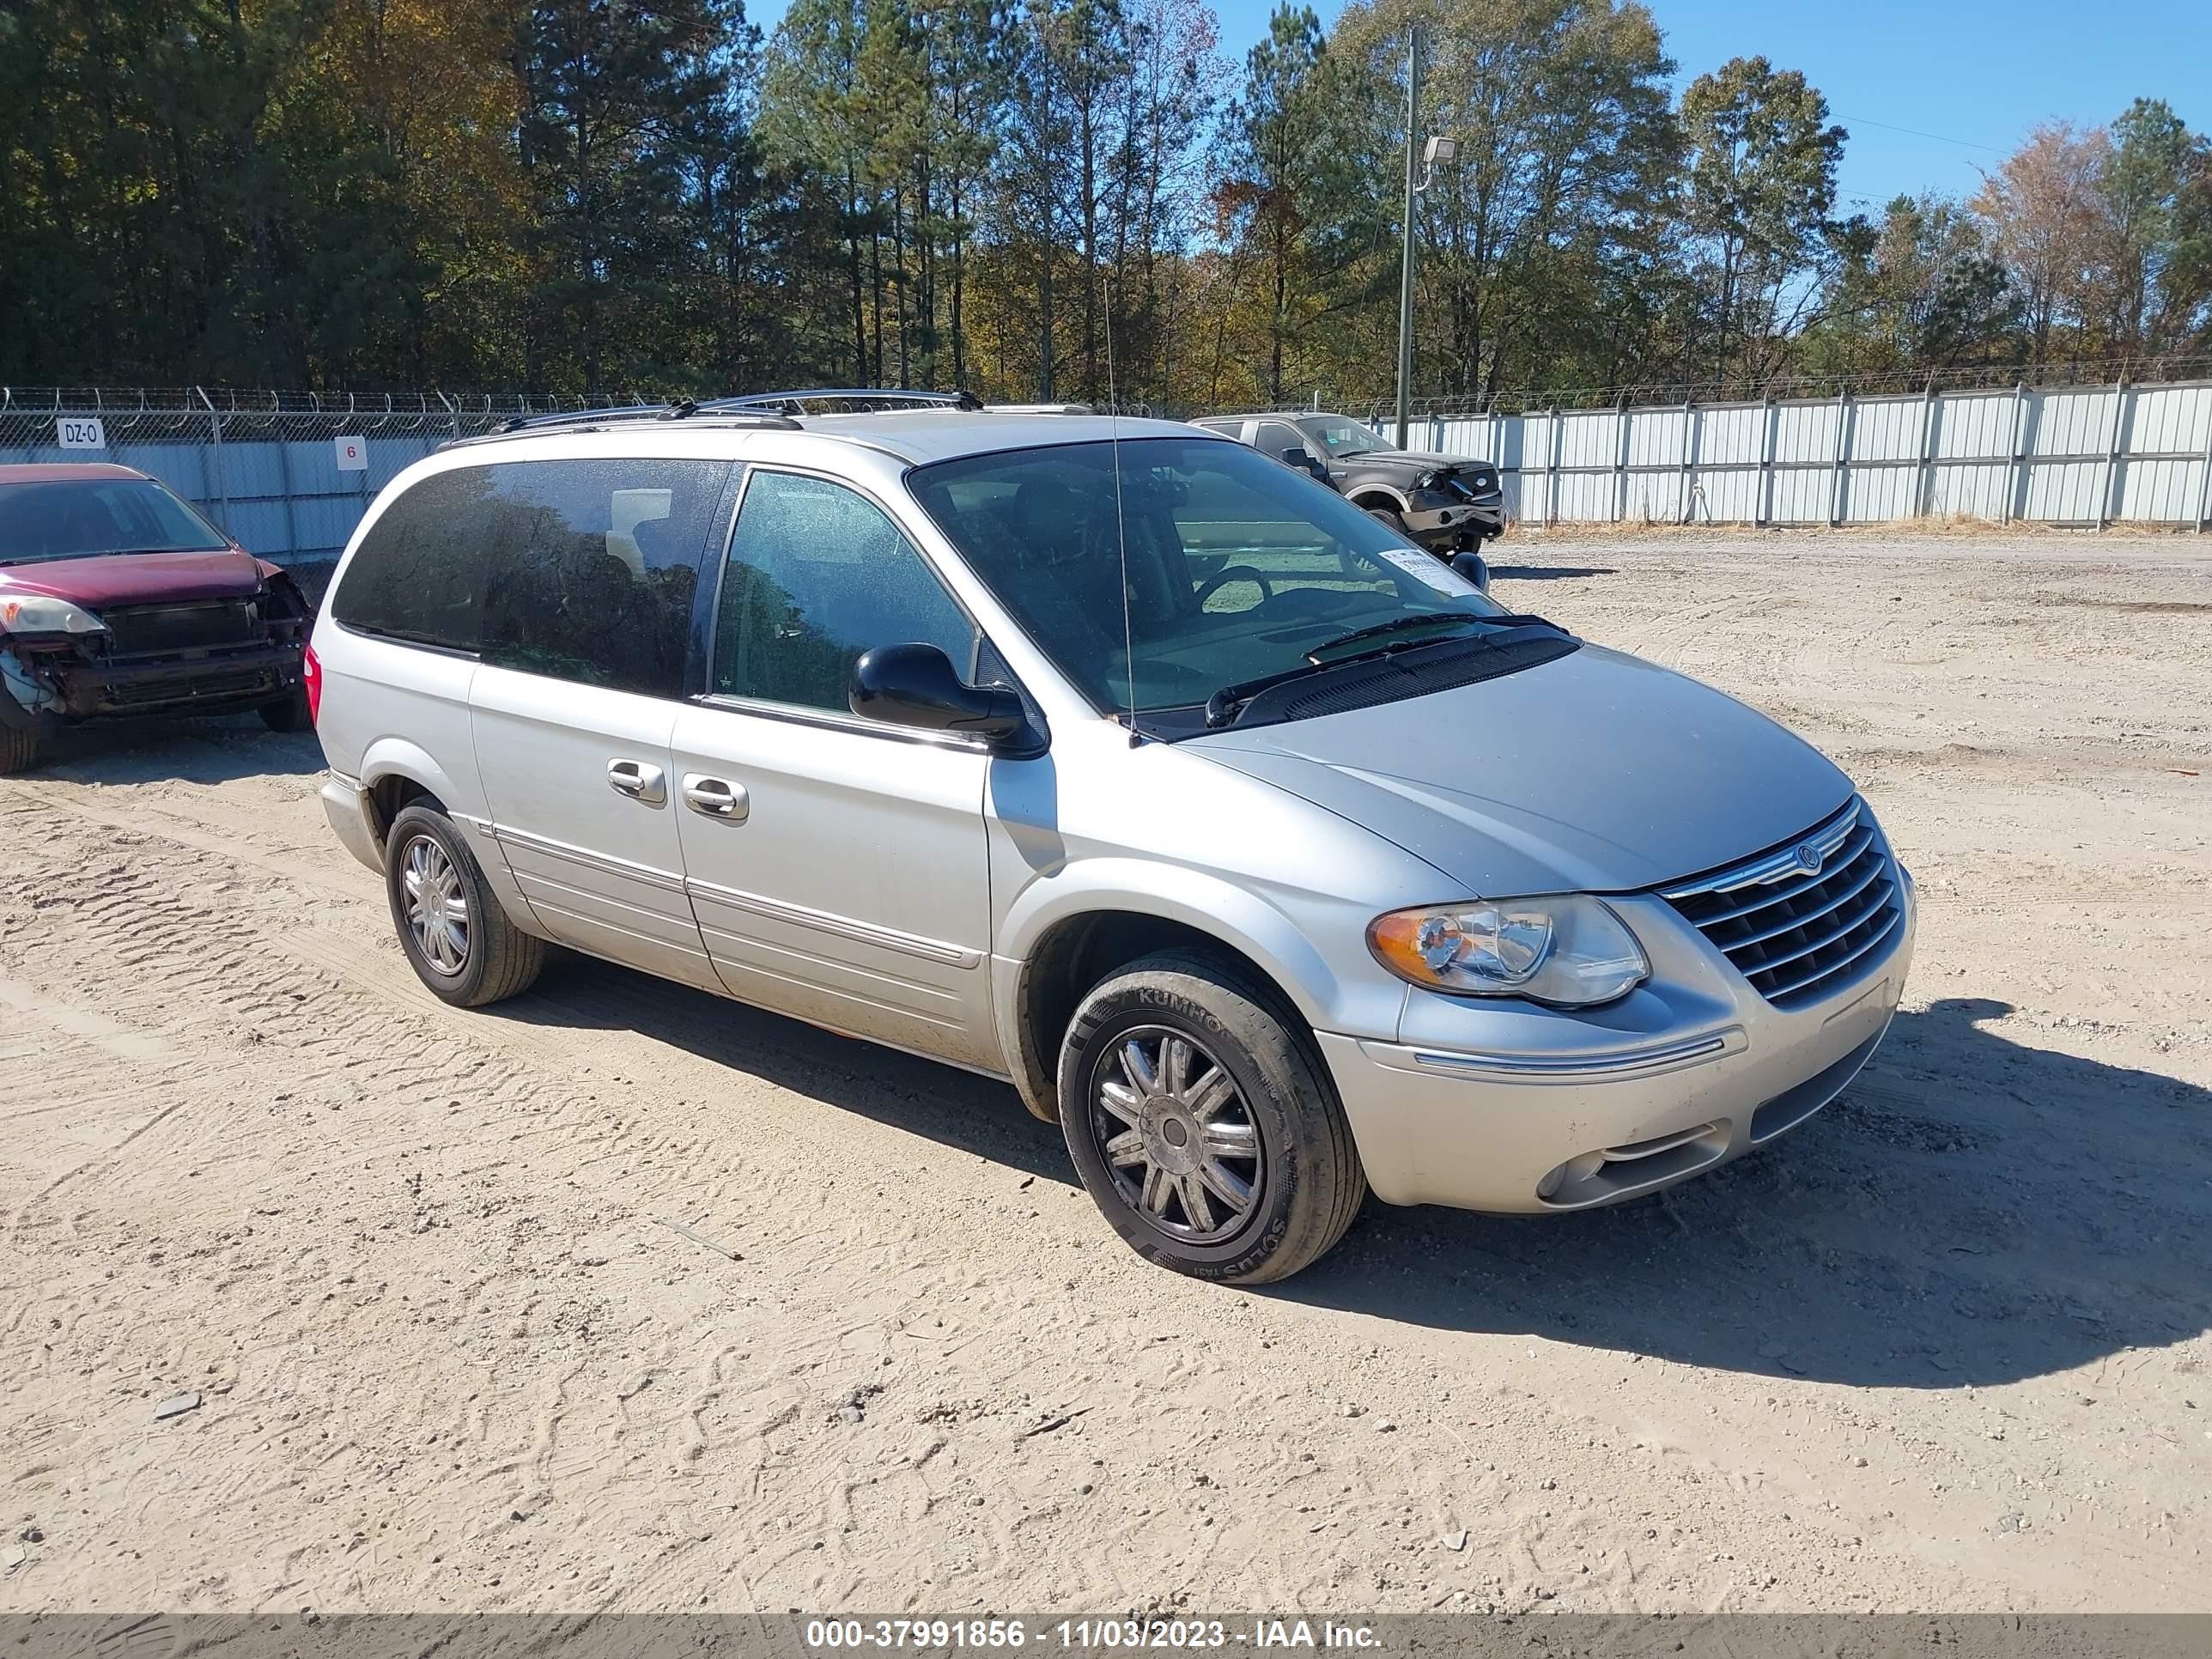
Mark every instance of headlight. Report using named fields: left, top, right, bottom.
left=1368, top=894, right=1649, bottom=1007
left=0, top=595, right=106, bottom=635
left=1413, top=469, right=1444, bottom=491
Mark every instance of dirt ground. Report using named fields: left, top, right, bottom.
left=3, top=530, right=2208, bottom=1616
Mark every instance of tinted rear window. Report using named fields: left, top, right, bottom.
left=331, top=458, right=732, bottom=696
left=331, top=468, right=492, bottom=653
left=477, top=459, right=728, bottom=696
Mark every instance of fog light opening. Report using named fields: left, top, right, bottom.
left=1536, top=1150, right=1607, bottom=1202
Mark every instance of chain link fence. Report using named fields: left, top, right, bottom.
left=0, top=387, right=655, bottom=592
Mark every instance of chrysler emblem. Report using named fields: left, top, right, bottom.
left=1793, top=842, right=1825, bottom=876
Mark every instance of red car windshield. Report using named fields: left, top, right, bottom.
left=0, top=478, right=231, bottom=565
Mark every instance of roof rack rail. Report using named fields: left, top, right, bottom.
left=439, top=399, right=803, bottom=448
left=716, top=388, right=986, bottom=416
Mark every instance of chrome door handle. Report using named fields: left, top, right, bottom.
left=683, top=775, right=750, bottom=821
left=606, top=758, right=666, bottom=805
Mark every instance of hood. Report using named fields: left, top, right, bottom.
left=1343, top=448, right=1488, bottom=472
left=0, top=547, right=269, bottom=607
left=1191, top=642, right=1853, bottom=896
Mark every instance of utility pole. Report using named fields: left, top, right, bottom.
left=1393, top=26, right=1425, bottom=449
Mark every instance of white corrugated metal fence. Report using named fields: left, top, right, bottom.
left=1380, top=380, right=2212, bottom=529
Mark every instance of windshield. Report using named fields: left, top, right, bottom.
left=1300, top=417, right=1385, bottom=458
left=0, top=477, right=231, bottom=565
left=908, top=437, right=1520, bottom=733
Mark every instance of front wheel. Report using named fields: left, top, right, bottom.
left=1364, top=505, right=1408, bottom=538
left=0, top=723, right=46, bottom=776
left=258, top=688, right=312, bottom=732
left=385, top=802, right=547, bottom=1006
left=1058, top=950, right=1366, bottom=1285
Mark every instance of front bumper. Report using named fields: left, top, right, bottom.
left=1405, top=497, right=1506, bottom=551
left=1318, top=872, right=1916, bottom=1213
left=2, top=637, right=303, bottom=726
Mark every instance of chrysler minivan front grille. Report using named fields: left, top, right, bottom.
left=1661, top=798, right=1904, bottom=1011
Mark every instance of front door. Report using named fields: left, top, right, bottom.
left=465, top=455, right=732, bottom=991
left=669, top=467, right=1000, bottom=1071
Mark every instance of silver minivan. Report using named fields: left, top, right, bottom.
left=308, top=394, right=1915, bottom=1284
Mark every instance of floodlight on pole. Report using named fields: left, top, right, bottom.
left=1393, top=34, right=1458, bottom=448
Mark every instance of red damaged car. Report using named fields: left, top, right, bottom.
left=0, top=462, right=312, bottom=774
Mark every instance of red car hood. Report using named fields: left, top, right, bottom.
left=0, top=548, right=271, bottom=606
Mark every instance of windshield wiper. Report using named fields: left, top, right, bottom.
left=1203, top=611, right=1566, bottom=728
left=12, top=546, right=218, bottom=562
left=1205, top=635, right=1459, bottom=727
left=1307, top=609, right=1560, bottom=662
left=1204, top=662, right=1341, bottom=727
left=1305, top=612, right=1484, bottom=660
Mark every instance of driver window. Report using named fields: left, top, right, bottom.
left=712, top=471, right=979, bottom=714
left=1256, top=422, right=1305, bottom=462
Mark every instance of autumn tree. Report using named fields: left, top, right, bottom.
left=2095, top=98, right=2211, bottom=353
left=1355, top=0, right=1680, bottom=402
left=1679, top=54, right=1846, bottom=381
left=1970, top=121, right=2108, bottom=365
left=1809, top=194, right=2015, bottom=374
left=8, top=0, right=2208, bottom=403
left=1216, top=5, right=1332, bottom=404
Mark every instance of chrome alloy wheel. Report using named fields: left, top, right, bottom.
left=1091, top=1026, right=1263, bottom=1243
left=400, top=834, right=470, bottom=976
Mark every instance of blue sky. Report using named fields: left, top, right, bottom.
left=742, top=0, right=2207, bottom=214
left=1650, top=0, right=2209, bottom=211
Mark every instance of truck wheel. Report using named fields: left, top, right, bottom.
left=1058, top=950, right=1365, bottom=1285
left=1364, top=505, right=1409, bottom=538
left=0, top=724, right=45, bottom=776
left=385, top=802, right=547, bottom=1007
left=258, top=689, right=313, bottom=732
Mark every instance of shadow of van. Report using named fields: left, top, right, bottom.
left=493, top=951, right=2209, bottom=1389
left=1283, top=996, right=2209, bottom=1386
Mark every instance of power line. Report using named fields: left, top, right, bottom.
left=1835, top=112, right=2009, bottom=155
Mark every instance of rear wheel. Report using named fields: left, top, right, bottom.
left=1058, top=950, right=1365, bottom=1285
left=385, top=802, right=547, bottom=1006
left=0, top=724, right=45, bottom=776
left=258, top=688, right=312, bottom=732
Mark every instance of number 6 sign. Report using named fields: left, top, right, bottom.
left=334, top=434, right=367, bottom=471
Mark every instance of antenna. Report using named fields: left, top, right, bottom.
left=1104, top=275, right=1139, bottom=747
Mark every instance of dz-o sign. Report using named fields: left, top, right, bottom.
left=55, top=416, right=106, bottom=449
left=335, top=434, right=367, bottom=471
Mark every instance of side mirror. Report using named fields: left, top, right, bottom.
left=851, top=642, right=1031, bottom=748
left=1280, top=446, right=1332, bottom=486
left=1449, top=550, right=1491, bottom=593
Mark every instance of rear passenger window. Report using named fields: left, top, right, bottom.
left=331, top=468, right=494, bottom=652
left=477, top=459, right=728, bottom=697
left=711, top=471, right=977, bottom=713
left=332, top=458, right=728, bottom=691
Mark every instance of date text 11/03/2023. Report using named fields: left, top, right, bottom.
left=802, top=1620, right=1383, bottom=1650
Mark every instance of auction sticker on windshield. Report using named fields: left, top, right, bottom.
left=1375, top=544, right=1473, bottom=592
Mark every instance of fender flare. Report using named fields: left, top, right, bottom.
left=995, top=858, right=1348, bottom=1032
left=1346, top=481, right=1412, bottom=514
left=358, top=736, right=467, bottom=825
